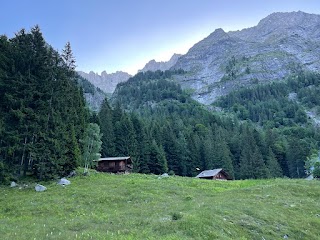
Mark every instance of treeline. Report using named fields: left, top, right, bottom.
left=114, top=69, right=187, bottom=110
left=0, top=27, right=97, bottom=183
left=99, top=70, right=317, bottom=179
left=215, top=72, right=320, bottom=177
left=216, top=72, right=320, bottom=127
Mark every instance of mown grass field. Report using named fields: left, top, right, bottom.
left=0, top=172, right=320, bottom=240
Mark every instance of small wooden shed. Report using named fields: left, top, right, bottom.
left=94, top=157, right=132, bottom=173
left=195, top=168, right=232, bottom=180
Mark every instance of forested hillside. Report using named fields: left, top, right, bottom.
left=0, top=27, right=98, bottom=183
left=102, top=70, right=320, bottom=179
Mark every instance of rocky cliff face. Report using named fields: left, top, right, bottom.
left=139, top=53, right=182, bottom=72
left=172, top=11, right=320, bottom=104
left=77, top=71, right=131, bottom=94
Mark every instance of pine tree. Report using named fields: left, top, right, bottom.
left=62, top=41, right=76, bottom=71
left=148, top=140, right=168, bottom=174
left=0, top=27, right=89, bottom=180
left=266, top=148, right=283, bottom=178
left=212, top=127, right=234, bottom=179
left=239, top=125, right=267, bottom=179
left=99, top=98, right=115, bottom=157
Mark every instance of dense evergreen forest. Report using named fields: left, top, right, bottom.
left=101, top=70, right=320, bottom=179
left=0, top=27, right=101, bottom=183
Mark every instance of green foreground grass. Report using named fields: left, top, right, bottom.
left=0, top=173, right=320, bottom=240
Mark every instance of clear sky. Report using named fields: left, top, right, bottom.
left=1, top=0, right=320, bottom=75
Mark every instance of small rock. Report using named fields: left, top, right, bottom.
left=10, top=181, right=17, bottom=187
left=284, top=234, right=289, bottom=239
left=161, top=173, right=169, bottom=178
left=58, top=178, right=71, bottom=186
left=35, top=184, right=47, bottom=192
left=67, top=170, right=76, bottom=178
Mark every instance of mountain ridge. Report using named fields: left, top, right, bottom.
left=172, top=11, right=320, bottom=104
left=139, top=53, right=182, bottom=72
left=77, top=70, right=132, bottom=94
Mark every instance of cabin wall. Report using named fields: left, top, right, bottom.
left=97, top=160, right=130, bottom=173
left=213, top=173, right=228, bottom=180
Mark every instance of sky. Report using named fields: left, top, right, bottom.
left=1, top=0, right=320, bottom=75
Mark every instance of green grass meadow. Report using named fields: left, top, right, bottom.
left=1, top=172, right=320, bottom=239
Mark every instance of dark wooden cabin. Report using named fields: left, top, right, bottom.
left=195, top=168, right=232, bottom=180
left=94, top=157, right=132, bottom=173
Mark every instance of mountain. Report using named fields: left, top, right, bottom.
left=78, top=54, right=181, bottom=94
left=139, top=53, right=182, bottom=72
left=76, top=75, right=106, bottom=111
left=77, top=70, right=131, bottom=94
left=172, top=11, right=320, bottom=104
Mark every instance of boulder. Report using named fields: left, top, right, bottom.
left=67, top=170, right=76, bottom=178
left=35, top=184, right=47, bottom=192
left=58, top=178, right=71, bottom=186
left=10, top=181, right=17, bottom=187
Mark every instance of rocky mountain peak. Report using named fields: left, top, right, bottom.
left=230, top=11, right=320, bottom=42
left=172, top=11, right=320, bottom=104
left=101, top=70, right=108, bottom=78
left=257, top=11, right=319, bottom=29
left=208, top=28, right=229, bottom=40
left=139, top=53, right=182, bottom=72
left=77, top=70, right=131, bottom=94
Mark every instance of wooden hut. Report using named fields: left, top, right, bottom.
left=195, top=168, right=232, bottom=180
left=94, top=157, right=132, bottom=173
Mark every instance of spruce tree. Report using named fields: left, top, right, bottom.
left=99, top=98, right=115, bottom=157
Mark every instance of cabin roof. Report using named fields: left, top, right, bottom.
left=196, top=169, right=223, bottom=178
left=94, top=157, right=131, bottom=162
left=195, top=168, right=232, bottom=179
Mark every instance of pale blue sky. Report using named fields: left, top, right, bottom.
left=1, top=0, right=320, bottom=74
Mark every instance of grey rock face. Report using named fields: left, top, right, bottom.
left=78, top=71, right=131, bottom=94
left=139, top=54, right=182, bottom=72
left=172, top=11, right=320, bottom=104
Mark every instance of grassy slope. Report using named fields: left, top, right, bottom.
left=0, top=173, right=320, bottom=240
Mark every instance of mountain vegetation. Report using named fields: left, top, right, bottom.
left=0, top=27, right=100, bottom=183
left=103, top=70, right=319, bottom=179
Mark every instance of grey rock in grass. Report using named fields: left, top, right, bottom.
left=35, top=184, right=47, bottom=192
left=67, top=170, right=76, bottom=178
left=161, top=173, right=169, bottom=178
left=305, top=175, right=314, bottom=180
left=58, top=178, right=71, bottom=186
left=10, top=181, right=17, bottom=187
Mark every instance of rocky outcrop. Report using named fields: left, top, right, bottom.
left=139, top=53, right=182, bottom=72
left=78, top=71, right=131, bottom=94
left=172, top=11, right=320, bottom=104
